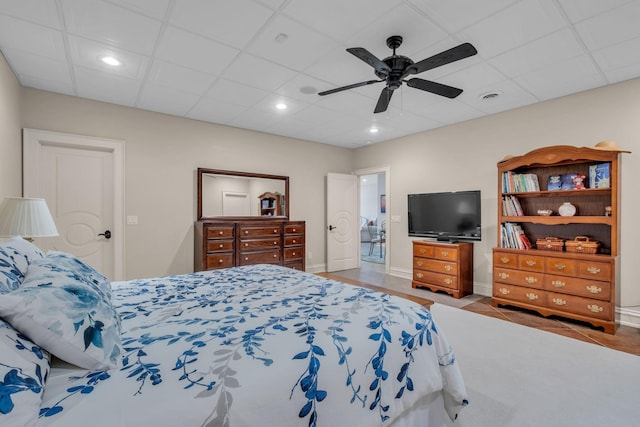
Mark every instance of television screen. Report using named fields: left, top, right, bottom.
left=408, top=191, right=481, bottom=241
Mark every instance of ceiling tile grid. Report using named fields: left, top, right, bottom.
left=0, top=0, right=639, bottom=148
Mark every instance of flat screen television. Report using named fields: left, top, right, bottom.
left=408, top=190, right=481, bottom=241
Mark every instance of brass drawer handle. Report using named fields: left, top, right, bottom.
left=292, top=239, right=297, bottom=244
left=587, top=266, right=601, bottom=275
left=586, top=285, right=602, bottom=294
left=444, top=265, right=453, bottom=272
left=498, top=272, right=509, bottom=280
left=420, top=248, right=426, bottom=254
left=244, top=257, right=249, bottom=261
left=525, top=293, right=538, bottom=300
left=416, top=273, right=424, bottom=279
left=444, top=278, right=453, bottom=285
left=553, top=263, right=566, bottom=270
left=291, top=252, right=296, bottom=256
left=244, top=243, right=249, bottom=247
left=219, top=244, right=224, bottom=248
left=245, top=230, right=249, bottom=235
left=587, top=304, right=603, bottom=313
left=498, top=288, right=510, bottom=295
left=525, top=276, right=537, bottom=284
left=219, top=231, right=224, bottom=235
left=500, top=257, right=510, bottom=264
left=291, top=228, right=297, bottom=232
left=525, top=260, right=537, bottom=267
left=273, top=254, right=277, bottom=258
left=273, top=229, right=278, bottom=233
left=273, top=241, right=278, bottom=245
left=552, top=298, right=566, bottom=306
left=417, top=261, right=424, bottom=267
left=441, top=251, right=449, bottom=257
left=218, top=259, right=224, bottom=264
left=552, top=280, right=565, bottom=288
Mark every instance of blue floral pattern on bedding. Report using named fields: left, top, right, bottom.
left=36, top=264, right=468, bottom=427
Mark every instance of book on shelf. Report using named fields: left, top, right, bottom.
left=502, top=195, right=524, bottom=216
left=500, top=222, right=531, bottom=249
left=589, top=163, right=610, bottom=189
left=502, top=172, right=540, bottom=193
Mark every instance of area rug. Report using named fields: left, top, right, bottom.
left=430, top=304, right=640, bottom=427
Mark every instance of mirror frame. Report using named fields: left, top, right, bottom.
left=197, top=168, right=290, bottom=220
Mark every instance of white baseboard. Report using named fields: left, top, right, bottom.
left=618, top=307, right=640, bottom=329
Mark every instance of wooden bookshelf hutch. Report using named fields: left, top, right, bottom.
left=492, top=144, right=629, bottom=334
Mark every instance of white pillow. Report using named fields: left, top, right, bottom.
left=0, top=318, right=50, bottom=425
left=0, top=254, right=122, bottom=370
left=0, top=237, right=44, bottom=294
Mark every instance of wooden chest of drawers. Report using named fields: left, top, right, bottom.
left=492, top=248, right=616, bottom=333
left=194, top=219, right=305, bottom=272
left=412, top=240, right=473, bottom=299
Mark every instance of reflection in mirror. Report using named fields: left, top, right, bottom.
left=197, top=168, right=289, bottom=219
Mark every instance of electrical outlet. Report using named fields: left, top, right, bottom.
left=127, top=215, right=138, bottom=225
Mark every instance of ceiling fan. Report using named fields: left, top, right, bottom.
left=318, top=35, right=478, bottom=113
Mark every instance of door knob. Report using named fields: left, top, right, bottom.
left=328, top=225, right=336, bottom=231
left=98, top=230, right=112, bottom=239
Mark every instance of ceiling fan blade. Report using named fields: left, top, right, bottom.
left=406, top=78, right=463, bottom=98
left=374, top=87, right=394, bottom=113
left=346, top=47, right=391, bottom=75
left=318, top=80, right=383, bottom=96
left=408, top=42, right=478, bottom=75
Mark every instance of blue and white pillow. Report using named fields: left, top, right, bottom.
left=39, top=251, right=112, bottom=300
left=0, top=253, right=122, bottom=370
left=0, top=237, right=44, bottom=294
left=0, top=318, right=50, bottom=425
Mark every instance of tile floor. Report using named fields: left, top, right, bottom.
left=322, top=259, right=640, bottom=356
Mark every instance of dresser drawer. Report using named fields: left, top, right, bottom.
left=238, top=225, right=281, bottom=238
left=414, top=269, right=458, bottom=290
left=239, top=237, right=281, bottom=251
left=577, top=260, right=612, bottom=281
left=493, top=283, right=545, bottom=307
left=434, top=247, right=458, bottom=261
left=494, top=268, right=543, bottom=289
left=206, top=226, right=234, bottom=239
left=494, top=251, right=518, bottom=268
left=206, top=254, right=234, bottom=269
left=413, top=244, right=434, bottom=258
left=414, top=258, right=457, bottom=275
left=284, top=247, right=303, bottom=261
left=547, top=292, right=612, bottom=320
left=239, top=249, right=281, bottom=265
left=207, top=240, right=234, bottom=253
left=284, top=235, right=304, bottom=246
left=284, top=260, right=304, bottom=271
left=517, top=254, right=545, bottom=272
left=544, top=275, right=611, bottom=301
left=545, top=257, right=578, bottom=276
left=284, top=223, right=304, bottom=235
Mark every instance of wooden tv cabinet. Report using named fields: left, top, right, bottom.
left=412, top=240, right=473, bottom=298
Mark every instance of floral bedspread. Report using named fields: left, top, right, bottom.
left=36, top=264, right=468, bottom=426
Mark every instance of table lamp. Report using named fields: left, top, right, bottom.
left=0, top=197, right=59, bottom=242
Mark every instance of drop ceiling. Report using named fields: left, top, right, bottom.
left=1, top=0, right=639, bottom=148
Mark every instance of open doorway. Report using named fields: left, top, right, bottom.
left=357, top=167, right=389, bottom=273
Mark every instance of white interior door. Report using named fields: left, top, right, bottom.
left=23, top=129, right=124, bottom=280
left=326, top=172, right=359, bottom=272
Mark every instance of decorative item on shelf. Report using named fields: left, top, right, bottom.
left=605, top=206, right=612, bottom=217
left=558, top=201, right=576, bottom=217
left=537, top=209, right=553, bottom=216
left=591, top=140, right=631, bottom=153
left=572, top=173, right=586, bottom=190
left=560, top=173, right=577, bottom=190
left=547, top=175, right=561, bottom=191
left=565, top=236, right=599, bottom=254
left=589, top=163, right=610, bottom=189
left=535, top=236, right=564, bottom=252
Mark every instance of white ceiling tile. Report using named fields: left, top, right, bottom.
left=205, top=79, right=269, bottom=108
left=137, top=84, right=201, bottom=116
left=62, top=0, right=162, bottom=55
left=0, top=0, right=61, bottom=28
left=463, top=80, right=539, bottom=114
left=488, top=29, right=584, bottom=78
left=254, top=0, right=288, bottom=11
left=68, top=36, right=149, bottom=79
left=573, top=1, right=640, bottom=51
left=106, top=0, right=171, bottom=20
left=170, top=0, right=273, bottom=49
left=74, top=66, right=141, bottom=106
left=222, top=54, right=297, bottom=91
left=274, top=74, right=327, bottom=102
left=2, top=48, right=71, bottom=86
left=0, top=14, right=66, bottom=60
left=557, top=0, right=633, bottom=23
left=282, top=0, right=402, bottom=42
left=147, top=60, right=217, bottom=95
left=187, top=97, right=246, bottom=124
left=459, top=0, right=567, bottom=58
left=514, top=55, right=607, bottom=101
left=304, top=46, right=375, bottom=87
left=592, top=37, right=640, bottom=81
left=18, top=74, right=75, bottom=95
left=408, top=0, right=520, bottom=32
left=247, top=15, right=338, bottom=71
left=156, top=26, right=239, bottom=75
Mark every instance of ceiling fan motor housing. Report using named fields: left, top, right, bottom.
left=377, top=55, right=414, bottom=89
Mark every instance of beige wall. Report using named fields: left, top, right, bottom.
left=354, top=78, right=640, bottom=316
left=19, top=88, right=354, bottom=279
left=0, top=52, right=22, bottom=198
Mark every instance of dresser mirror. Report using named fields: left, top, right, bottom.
left=197, top=168, right=289, bottom=219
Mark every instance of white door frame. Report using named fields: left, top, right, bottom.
left=22, top=128, right=125, bottom=280
left=354, top=165, right=390, bottom=273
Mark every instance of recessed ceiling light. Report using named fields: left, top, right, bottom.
left=369, top=127, right=379, bottom=134
left=99, top=55, right=122, bottom=66
left=275, top=103, right=288, bottom=110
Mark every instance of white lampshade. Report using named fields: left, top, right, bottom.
left=0, top=197, right=59, bottom=238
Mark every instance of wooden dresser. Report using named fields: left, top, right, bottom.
left=194, top=219, right=305, bottom=272
left=412, top=240, right=473, bottom=298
